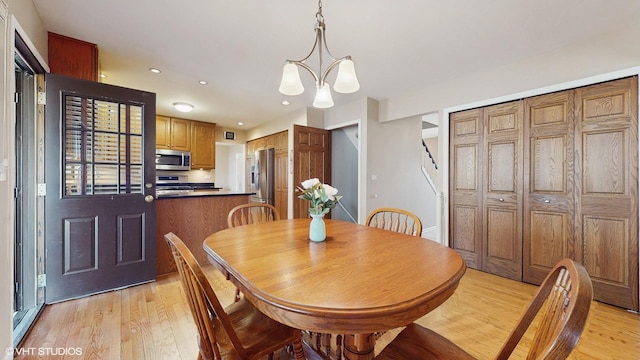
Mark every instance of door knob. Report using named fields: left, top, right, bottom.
left=544, top=199, right=551, bottom=203
left=145, top=195, right=155, bottom=203
left=498, top=198, right=504, bottom=202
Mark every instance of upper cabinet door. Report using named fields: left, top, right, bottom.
left=191, top=121, right=216, bottom=169
left=155, top=116, right=191, bottom=151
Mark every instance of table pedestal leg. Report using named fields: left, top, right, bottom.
left=343, top=333, right=375, bottom=360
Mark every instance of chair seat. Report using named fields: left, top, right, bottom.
left=375, top=323, right=476, bottom=360
left=212, top=297, right=300, bottom=359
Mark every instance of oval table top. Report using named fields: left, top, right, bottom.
left=203, top=218, right=466, bottom=335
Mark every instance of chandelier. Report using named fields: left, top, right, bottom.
left=278, top=0, right=360, bottom=109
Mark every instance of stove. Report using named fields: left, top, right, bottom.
left=156, top=175, right=218, bottom=195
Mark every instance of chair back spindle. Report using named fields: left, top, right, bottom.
left=227, top=203, right=280, bottom=228
left=366, top=207, right=422, bottom=237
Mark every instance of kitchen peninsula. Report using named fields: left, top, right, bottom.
left=155, top=190, right=254, bottom=277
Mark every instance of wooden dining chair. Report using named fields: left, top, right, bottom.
left=164, top=232, right=306, bottom=360
left=375, top=258, right=593, bottom=360
left=227, top=203, right=280, bottom=228
left=226, top=203, right=280, bottom=301
left=366, top=207, right=423, bottom=237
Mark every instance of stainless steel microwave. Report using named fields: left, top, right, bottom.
left=155, top=149, right=191, bottom=171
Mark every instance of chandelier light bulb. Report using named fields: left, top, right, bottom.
left=313, top=83, right=334, bottom=108
left=333, top=59, right=360, bottom=94
left=279, top=62, right=305, bottom=96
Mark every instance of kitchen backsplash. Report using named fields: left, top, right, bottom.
left=156, top=169, right=215, bottom=183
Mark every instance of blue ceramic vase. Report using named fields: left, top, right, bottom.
left=309, top=213, right=326, bottom=242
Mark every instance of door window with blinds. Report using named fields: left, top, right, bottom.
left=64, top=94, right=144, bottom=196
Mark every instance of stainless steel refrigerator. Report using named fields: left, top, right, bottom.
left=250, top=148, right=275, bottom=205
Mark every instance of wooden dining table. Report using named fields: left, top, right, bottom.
left=203, top=218, right=466, bottom=359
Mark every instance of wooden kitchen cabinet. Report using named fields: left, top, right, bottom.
left=156, top=115, right=191, bottom=151
left=48, top=32, right=98, bottom=81
left=190, top=121, right=216, bottom=169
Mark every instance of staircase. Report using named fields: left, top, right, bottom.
left=421, top=138, right=440, bottom=194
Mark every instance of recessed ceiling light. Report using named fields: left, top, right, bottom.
left=149, top=68, right=162, bottom=74
left=173, top=102, right=194, bottom=112
left=237, top=122, right=244, bottom=126
left=198, top=80, right=208, bottom=85
left=281, top=100, right=290, bottom=106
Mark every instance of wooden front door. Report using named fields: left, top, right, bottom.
left=44, top=74, right=156, bottom=303
left=293, top=125, right=331, bottom=219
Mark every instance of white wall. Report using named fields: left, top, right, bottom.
left=382, top=22, right=640, bottom=122
left=365, top=112, right=437, bottom=230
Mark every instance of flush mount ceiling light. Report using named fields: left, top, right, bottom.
left=278, top=0, right=360, bottom=109
left=149, top=68, right=162, bottom=74
left=173, top=102, right=194, bottom=113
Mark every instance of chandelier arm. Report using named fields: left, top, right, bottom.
left=320, top=56, right=351, bottom=84
left=289, top=61, right=320, bottom=84
left=319, top=25, right=340, bottom=62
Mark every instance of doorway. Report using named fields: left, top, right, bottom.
left=330, top=124, right=359, bottom=223
left=13, top=51, right=44, bottom=347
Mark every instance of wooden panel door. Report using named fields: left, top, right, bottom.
left=44, top=74, right=156, bottom=303
left=293, top=125, right=331, bottom=219
left=483, top=101, right=523, bottom=281
left=274, top=131, right=289, bottom=219
left=523, top=90, right=576, bottom=284
left=575, top=76, right=639, bottom=310
left=449, top=108, right=484, bottom=270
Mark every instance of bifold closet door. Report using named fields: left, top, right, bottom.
left=483, top=101, right=524, bottom=281
left=523, top=90, right=576, bottom=284
left=450, top=101, right=524, bottom=281
left=450, top=109, right=484, bottom=270
left=575, top=77, right=638, bottom=311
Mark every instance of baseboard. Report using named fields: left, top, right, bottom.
left=422, top=226, right=438, bottom=242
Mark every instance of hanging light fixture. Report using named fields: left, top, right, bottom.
left=279, top=0, right=360, bottom=109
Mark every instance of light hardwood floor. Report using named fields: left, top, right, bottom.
left=14, top=265, right=640, bottom=359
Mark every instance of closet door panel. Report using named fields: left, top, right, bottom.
left=450, top=109, right=484, bottom=269
left=576, top=76, right=638, bottom=310
left=483, top=101, right=523, bottom=281
left=523, top=91, right=575, bottom=284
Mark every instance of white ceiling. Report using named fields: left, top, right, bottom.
left=32, top=0, right=640, bottom=130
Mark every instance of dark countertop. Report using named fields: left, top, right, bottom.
left=156, top=190, right=255, bottom=199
